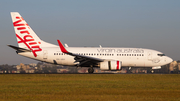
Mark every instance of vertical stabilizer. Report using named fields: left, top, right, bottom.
left=10, top=12, right=56, bottom=57
left=11, top=12, right=42, bottom=48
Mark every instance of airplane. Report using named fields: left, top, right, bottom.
left=8, top=12, right=173, bottom=73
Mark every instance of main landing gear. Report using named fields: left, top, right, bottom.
left=88, top=67, right=94, bottom=73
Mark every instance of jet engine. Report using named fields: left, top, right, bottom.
left=100, top=60, right=122, bottom=70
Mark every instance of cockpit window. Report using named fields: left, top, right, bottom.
left=158, top=54, right=165, bottom=56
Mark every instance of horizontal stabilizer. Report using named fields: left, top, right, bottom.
left=8, top=45, right=31, bottom=52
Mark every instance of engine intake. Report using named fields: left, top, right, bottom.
left=100, top=60, right=122, bottom=70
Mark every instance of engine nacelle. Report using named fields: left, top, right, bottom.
left=100, top=60, right=122, bottom=70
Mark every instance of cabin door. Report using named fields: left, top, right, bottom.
left=147, top=51, right=152, bottom=60
left=43, top=50, right=48, bottom=60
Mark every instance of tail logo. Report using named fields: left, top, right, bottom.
left=13, top=16, right=42, bottom=57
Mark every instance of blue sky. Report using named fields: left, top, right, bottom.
left=0, top=0, right=180, bottom=65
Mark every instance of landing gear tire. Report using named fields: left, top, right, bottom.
left=151, top=69, right=154, bottom=73
left=88, top=68, right=94, bottom=73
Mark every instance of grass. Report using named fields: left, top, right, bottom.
left=0, top=74, right=180, bottom=101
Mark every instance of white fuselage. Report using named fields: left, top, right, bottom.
left=18, top=46, right=172, bottom=68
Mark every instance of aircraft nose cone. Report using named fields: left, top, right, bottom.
left=166, top=57, right=173, bottom=64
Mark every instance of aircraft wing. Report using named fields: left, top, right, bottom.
left=57, top=40, right=104, bottom=67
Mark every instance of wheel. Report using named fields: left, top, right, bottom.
left=151, top=69, right=154, bottom=73
left=88, top=68, right=94, bottom=73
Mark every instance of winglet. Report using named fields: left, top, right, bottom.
left=57, top=40, right=69, bottom=53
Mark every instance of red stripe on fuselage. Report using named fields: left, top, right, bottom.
left=117, top=61, right=119, bottom=70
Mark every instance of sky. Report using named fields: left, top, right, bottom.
left=0, top=0, right=180, bottom=65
